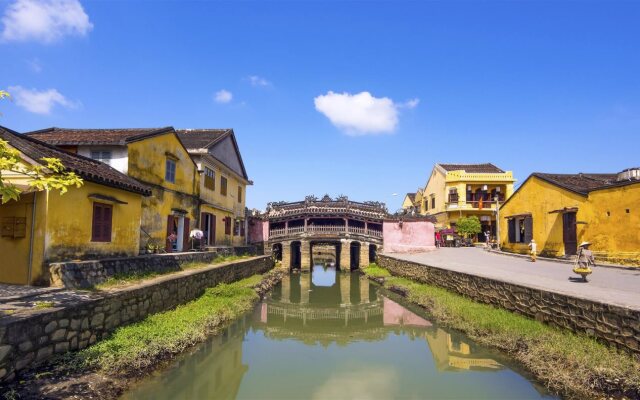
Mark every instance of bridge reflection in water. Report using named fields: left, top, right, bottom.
left=123, top=267, right=553, bottom=400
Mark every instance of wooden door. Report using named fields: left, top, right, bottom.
left=562, top=212, right=577, bottom=256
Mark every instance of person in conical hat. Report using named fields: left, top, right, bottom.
left=577, top=241, right=595, bottom=269
left=528, top=238, right=537, bottom=262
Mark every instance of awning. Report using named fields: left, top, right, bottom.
left=88, top=193, right=128, bottom=205
left=548, top=207, right=578, bottom=214
left=504, top=212, right=532, bottom=219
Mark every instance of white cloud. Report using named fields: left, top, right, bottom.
left=214, top=89, right=232, bottom=104
left=1, top=0, right=93, bottom=43
left=247, top=75, right=271, bottom=87
left=26, top=58, right=42, bottom=73
left=314, top=91, right=401, bottom=135
left=403, top=98, right=420, bottom=109
left=8, top=85, right=76, bottom=114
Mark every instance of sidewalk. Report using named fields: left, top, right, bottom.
left=386, top=248, right=640, bottom=310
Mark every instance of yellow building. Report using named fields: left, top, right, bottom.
left=401, top=192, right=417, bottom=211
left=27, top=127, right=199, bottom=253
left=420, top=163, right=515, bottom=242
left=499, top=170, right=640, bottom=265
left=177, top=129, right=252, bottom=246
left=0, top=126, right=150, bottom=285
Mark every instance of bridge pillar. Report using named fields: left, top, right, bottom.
left=301, top=240, right=311, bottom=272
left=359, top=241, right=370, bottom=269
left=281, top=241, right=291, bottom=269
left=300, top=272, right=310, bottom=304
left=340, top=273, right=351, bottom=305
left=280, top=274, right=290, bottom=303
left=339, top=239, right=352, bottom=272
left=360, top=277, right=370, bottom=304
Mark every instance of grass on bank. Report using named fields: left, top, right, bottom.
left=77, top=274, right=263, bottom=375
left=94, top=255, right=252, bottom=290
left=361, top=264, right=640, bottom=399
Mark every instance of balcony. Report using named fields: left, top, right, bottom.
left=445, top=200, right=497, bottom=211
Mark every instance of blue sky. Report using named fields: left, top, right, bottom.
left=1, top=1, right=639, bottom=210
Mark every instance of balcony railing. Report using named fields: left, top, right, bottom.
left=269, top=225, right=382, bottom=238
left=445, top=201, right=497, bottom=210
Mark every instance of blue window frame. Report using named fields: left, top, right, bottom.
left=165, top=159, right=176, bottom=183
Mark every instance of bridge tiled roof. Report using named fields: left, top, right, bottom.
left=267, top=199, right=388, bottom=221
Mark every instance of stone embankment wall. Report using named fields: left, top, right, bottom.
left=0, top=256, right=273, bottom=382
left=377, top=255, right=640, bottom=356
left=50, top=246, right=257, bottom=289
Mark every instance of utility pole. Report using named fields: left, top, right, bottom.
left=495, top=196, right=501, bottom=251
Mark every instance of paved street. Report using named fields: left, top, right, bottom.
left=387, top=248, right=640, bottom=310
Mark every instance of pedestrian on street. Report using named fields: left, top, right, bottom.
left=577, top=242, right=596, bottom=268
left=528, top=239, right=537, bottom=262
left=484, top=230, right=490, bottom=248
left=435, top=231, right=441, bottom=248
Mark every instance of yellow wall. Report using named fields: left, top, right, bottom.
left=127, top=133, right=199, bottom=249
left=194, top=152, right=248, bottom=247
left=401, top=195, right=414, bottom=209
left=499, top=176, right=586, bottom=257
left=0, top=182, right=143, bottom=285
left=499, top=177, right=640, bottom=264
left=585, top=183, right=640, bottom=264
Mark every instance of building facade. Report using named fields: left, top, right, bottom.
left=177, top=129, right=252, bottom=247
left=27, top=127, right=200, bottom=253
left=0, top=127, right=150, bottom=285
left=419, top=163, right=515, bottom=241
left=499, top=170, right=640, bottom=265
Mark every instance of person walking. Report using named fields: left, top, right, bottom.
left=435, top=231, right=441, bottom=248
left=528, top=239, right=537, bottom=262
left=574, top=241, right=596, bottom=282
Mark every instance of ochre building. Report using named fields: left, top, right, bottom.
left=177, top=129, right=252, bottom=247
left=499, top=170, right=640, bottom=265
left=0, top=126, right=150, bottom=285
left=419, top=163, right=515, bottom=242
left=27, top=127, right=199, bottom=253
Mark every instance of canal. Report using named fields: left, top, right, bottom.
left=124, top=266, right=555, bottom=399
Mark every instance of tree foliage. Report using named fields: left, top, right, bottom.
left=456, top=216, right=482, bottom=238
left=0, top=91, right=83, bottom=203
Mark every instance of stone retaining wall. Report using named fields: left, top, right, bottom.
left=0, top=256, right=273, bottom=382
left=377, top=254, right=640, bottom=356
left=50, top=246, right=256, bottom=289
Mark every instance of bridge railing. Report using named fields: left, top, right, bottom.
left=269, top=225, right=383, bottom=239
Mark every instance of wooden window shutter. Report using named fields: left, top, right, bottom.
left=92, top=203, right=113, bottom=242
left=524, top=217, right=533, bottom=243
left=183, top=217, right=190, bottom=251
left=508, top=218, right=516, bottom=243
left=166, top=215, right=174, bottom=253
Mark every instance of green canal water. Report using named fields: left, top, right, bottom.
left=123, top=266, right=555, bottom=399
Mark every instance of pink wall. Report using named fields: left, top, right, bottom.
left=382, top=220, right=435, bottom=253
left=248, top=218, right=269, bottom=244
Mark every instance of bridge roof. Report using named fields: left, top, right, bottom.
left=266, top=196, right=388, bottom=221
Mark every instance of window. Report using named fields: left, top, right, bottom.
left=91, top=203, right=112, bottom=242
left=90, top=150, right=112, bottom=165
left=204, top=167, right=215, bottom=190
left=237, top=186, right=242, bottom=203
left=165, top=159, right=176, bottom=183
left=508, top=216, right=533, bottom=243
left=431, top=197, right=435, bottom=209
left=224, top=217, right=232, bottom=235
left=448, top=188, right=458, bottom=203
left=221, top=176, right=228, bottom=196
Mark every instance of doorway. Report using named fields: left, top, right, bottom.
left=562, top=212, right=577, bottom=256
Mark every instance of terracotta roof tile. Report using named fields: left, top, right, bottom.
left=0, top=126, right=151, bottom=196
left=532, top=173, right=618, bottom=195
left=25, top=127, right=174, bottom=145
left=176, top=129, right=230, bottom=150
left=438, top=163, right=506, bottom=173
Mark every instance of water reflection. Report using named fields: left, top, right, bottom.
left=124, top=266, right=554, bottom=399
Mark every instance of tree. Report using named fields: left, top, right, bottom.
left=456, top=216, right=482, bottom=239
left=0, top=91, right=83, bottom=203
